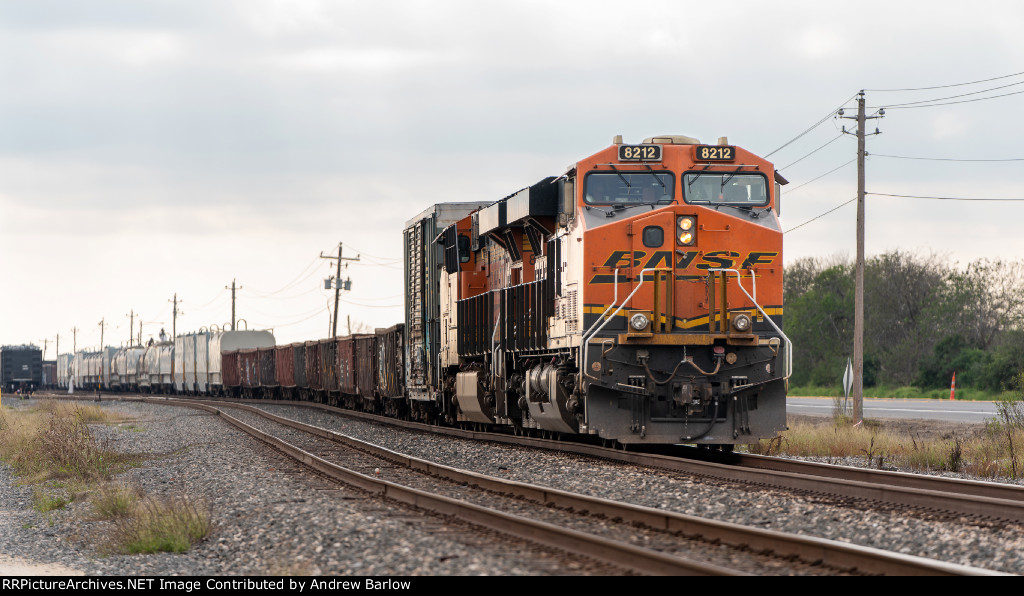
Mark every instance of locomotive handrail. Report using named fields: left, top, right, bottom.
left=579, top=269, right=619, bottom=390
left=580, top=267, right=661, bottom=393
left=708, top=268, right=792, bottom=381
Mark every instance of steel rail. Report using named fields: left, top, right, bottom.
left=163, top=397, right=1001, bottom=576
left=246, top=398, right=1024, bottom=524
left=249, top=399, right=1024, bottom=520
left=36, top=393, right=1018, bottom=574
left=153, top=397, right=744, bottom=576
left=729, top=452, right=1024, bottom=505
left=60, top=391, right=1024, bottom=521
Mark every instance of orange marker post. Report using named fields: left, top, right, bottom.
left=950, top=371, right=956, bottom=401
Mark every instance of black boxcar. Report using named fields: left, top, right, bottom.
left=1, top=345, right=42, bottom=393
left=258, top=346, right=278, bottom=398
left=239, top=349, right=260, bottom=396
left=319, top=338, right=339, bottom=398
left=42, top=360, right=57, bottom=389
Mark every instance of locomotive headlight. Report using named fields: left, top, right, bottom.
left=677, top=216, right=696, bottom=245
left=630, top=313, right=650, bottom=331
left=732, top=313, right=752, bottom=332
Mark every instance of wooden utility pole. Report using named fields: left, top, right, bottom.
left=854, top=92, right=866, bottom=425
left=225, top=279, right=241, bottom=330
left=71, top=327, right=78, bottom=353
left=98, top=318, right=106, bottom=350
left=127, top=310, right=135, bottom=346
left=320, top=243, right=359, bottom=337
left=169, top=294, right=181, bottom=339
left=839, top=91, right=883, bottom=426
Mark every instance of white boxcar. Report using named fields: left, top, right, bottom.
left=141, top=341, right=174, bottom=393
left=173, top=334, right=192, bottom=393
left=100, top=347, right=118, bottom=389
left=57, top=353, right=73, bottom=389
left=125, top=347, right=142, bottom=388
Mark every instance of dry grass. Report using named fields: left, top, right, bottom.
left=750, top=415, right=1024, bottom=480
left=0, top=399, right=211, bottom=554
left=0, top=400, right=137, bottom=484
left=104, top=495, right=212, bottom=554
left=92, top=481, right=143, bottom=520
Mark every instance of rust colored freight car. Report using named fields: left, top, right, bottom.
left=258, top=346, right=278, bottom=398
left=222, top=350, right=241, bottom=395
left=354, top=334, right=377, bottom=408
left=376, top=324, right=404, bottom=400
left=275, top=344, right=296, bottom=398
left=292, top=342, right=308, bottom=400
left=337, top=335, right=356, bottom=397
left=304, top=341, right=323, bottom=393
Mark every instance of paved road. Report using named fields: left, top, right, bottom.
left=787, top=396, right=1000, bottom=423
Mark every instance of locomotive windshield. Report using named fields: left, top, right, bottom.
left=683, top=172, right=768, bottom=206
left=584, top=171, right=674, bottom=205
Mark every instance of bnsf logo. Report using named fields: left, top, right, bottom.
left=600, top=250, right=778, bottom=271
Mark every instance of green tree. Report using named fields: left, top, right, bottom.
left=785, top=263, right=854, bottom=386
left=863, top=251, right=946, bottom=386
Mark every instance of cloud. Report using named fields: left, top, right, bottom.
left=929, top=111, right=970, bottom=140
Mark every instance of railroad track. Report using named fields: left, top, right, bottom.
left=249, top=398, right=1024, bottom=525
left=114, top=395, right=1000, bottom=576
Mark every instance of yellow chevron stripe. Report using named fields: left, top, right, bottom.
left=583, top=305, right=783, bottom=330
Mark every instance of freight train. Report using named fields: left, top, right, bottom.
left=54, top=134, right=791, bottom=447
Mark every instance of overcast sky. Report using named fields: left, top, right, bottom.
left=2, top=0, right=1023, bottom=355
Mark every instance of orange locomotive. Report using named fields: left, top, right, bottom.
left=414, top=134, right=790, bottom=447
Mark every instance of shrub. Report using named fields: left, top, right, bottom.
left=109, top=496, right=212, bottom=554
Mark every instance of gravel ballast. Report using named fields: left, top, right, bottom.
left=1, top=396, right=1021, bottom=576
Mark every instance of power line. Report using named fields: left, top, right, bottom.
left=764, top=93, right=860, bottom=158
left=784, top=197, right=856, bottom=234
left=879, top=78, right=1024, bottom=106
left=870, top=153, right=1024, bottom=162
left=336, top=244, right=401, bottom=264
left=866, top=70, right=1024, bottom=92
left=247, top=285, right=323, bottom=301
left=339, top=297, right=403, bottom=309
left=777, top=133, right=845, bottom=171
left=242, top=299, right=331, bottom=320
left=867, top=192, right=1024, bottom=202
left=877, top=88, right=1024, bottom=110
left=245, top=256, right=322, bottom=297
left=190, top=289, right=227, bottom=310
left=783, top=159, right=857, bottom=194
left=248, top=305, right=329, bottom=330
left=186, top=293, right=229, bottom=314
